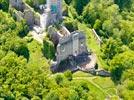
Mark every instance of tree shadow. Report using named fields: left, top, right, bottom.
left=15, top=45, right=30, bottom=61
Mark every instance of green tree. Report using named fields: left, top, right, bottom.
left=129, top=41, right=134, bottom=50
left=0, top=0, right=9, bottom=11
left=17, top=20, right=29, bottom=37
left=55, top=74, right=63, bottom=85
left=114, top=0, right=133, bottom=10
left=93, top=19, right=102, bottom=31
left=45, top=91, right=59, bottom=100
left=73, top=0, right=90, bottom=15
left=42, top=37, right=55, bottom=60
left=63, top=18, right=78, bottom=32
left=64, top=0, right=72, bottom=5
left=110, top=50, right=134, bottom=82
left=64, top=70, right=72, bottom=81
left=68, top=90, right=79, bottom=100
left=101, top=38, right=122, bottom=61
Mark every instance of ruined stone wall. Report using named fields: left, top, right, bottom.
left=78, top=38, right=87, bottom=54
left=92, top=29, right=102, bottom=47
left=24, top=10, right=34, bottom=26
left=59, top=26, right=70, bottom=36
left=56, top=39, right=73, bottom=63
left=14, top=11, right=24, bottom=21
left=34, top=13, right=40, bottom=26
left=56, top=32, right=87, bottom=64
left=10, top=0, right=63, bottom=30
left=72, top=33, right=79, bottom=56
left=40, top=8, right=51, bottom=29
left=22, top=3, right=34, bottom=26
left=48, top=26, right=61, bottom=45
left=10, top=0, right=41, bottom=27
left=9, top=0, right=24, bottom=10
left=56, top=34, right=73, bottom=63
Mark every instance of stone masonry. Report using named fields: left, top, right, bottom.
left=9, top=0, right=62, bottom=30
left=56, top=31, right=88, bottom=64
left=10, top=0, right=95, bottom=72
left=48, top=26, right=88, bottom=64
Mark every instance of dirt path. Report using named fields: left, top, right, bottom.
left=30, top=31, right=46, bottom=44
left=79, top=54, right=97, bottom=71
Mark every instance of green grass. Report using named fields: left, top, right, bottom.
left=73, top=71, right=93, bottom=77
left=106, top=88, right=117, bottom=96
left=72, top=79, right=106, bottom=99
left=93, top=77, right=115, bottom=89
left=73, top=75, right=117, bottom=98
left=92, top=76, right=117, bottom=96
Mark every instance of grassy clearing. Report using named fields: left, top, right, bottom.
left=72, top=71, right=116, bottom=98
left=73, top=71, right=93, bottom=77
left=93, top=77, right=115, bottom=89
left=93, top=76, right=117, bottom=96
left=106, top=88, right=117, bottom=96
left=73, top=75, right=117, bottom=98
left=72, top=79, right=106, bottom=99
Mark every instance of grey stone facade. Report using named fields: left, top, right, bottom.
left=9, top=0, right=62, bottom=30
left=9, top=0, right=23, bottom=10
left=40, top=0, right=62, bottom=29
left=46, top=0, right=62, bottom=24
left=48, top=26, right=88, bottom=64
left=10, top=1, right=39, bottom=27
left=24, top=9, right=34, bottom=26
left=56, top=31, right=88, bottom=64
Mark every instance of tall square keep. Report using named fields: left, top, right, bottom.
left=47, top=0, right=62, bottom=24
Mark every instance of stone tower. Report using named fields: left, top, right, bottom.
left=40, top=0, right=62, bottom=30
left=47, top=0, right=62, bottom=24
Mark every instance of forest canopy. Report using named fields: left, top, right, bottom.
left=0, top=0, right=134, bottom=99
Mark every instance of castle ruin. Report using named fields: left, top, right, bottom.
left=48, top=26, right=88, bottom=64
left=9, top=0, right=96, bottom=72
left=9, top=0, right=62, bottom=30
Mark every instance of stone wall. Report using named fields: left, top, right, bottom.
left=48, top=26, right=61, bottom=45
left=59, top=26, right=70, bottom=36
left=92, top=29, right=102, bottom=47
left=10, top=0, right=41, bottom=27
left=24, top=10, right=34, bottom=26
left=34, top=13, right=40, bottom=26
left=56, top=31, right=87, bottom=64
left=48, top=25, right=87, bottom=64
left=46, top=0, right=62, bottom=26
left=47, top=24, right=87, bottom=64
left=14, top=11, right=24, bottom=21
left=9, top=0, right=24, bottom=10
left=56, top=38, right=73, bottom=63
left=9, top=0, right=63, bottom=30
